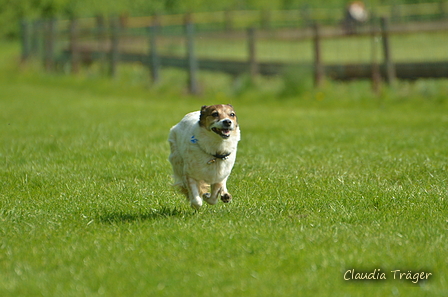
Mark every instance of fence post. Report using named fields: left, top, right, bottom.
left=313, top=23, right=324, bottom=88
left=69, top=17, right=80, bottom=73
left=109, top=17, right=120, bottom=78
left=381, top=17, right=396, bottom=86
left=20, top=20, right=31, bottom=63
left=370, top=18, right=381, bottom=94
left=247, top=27, right=258, bottom=80
left=148, top=15, right=161, bottom=84
left=31, top=20, right=41, bottom=57
left=96, top=15, right=108, bottom=75
left=44, top=18, right=57, bottom=71
left=185, top=13, right=199, bottom=94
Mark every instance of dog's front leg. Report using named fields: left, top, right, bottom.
left=220, top=180, right=232, bottom=203
left=204, top=183, right=222, bottom=205
left=206, top=179, right=232, bottom=204
left=186, top=176, right=203, bottom=210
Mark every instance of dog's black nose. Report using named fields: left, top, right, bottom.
left=222, top=119, right=232, bottom=127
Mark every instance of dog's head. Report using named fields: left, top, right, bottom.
left=199, top=104, right=238, bottom=139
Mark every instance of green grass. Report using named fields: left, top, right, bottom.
left=1, top=40, right=447, bottom=296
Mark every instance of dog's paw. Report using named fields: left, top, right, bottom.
left=203, top=193, right=218, bottom=205
left=190, top=197, right=203, bottom=210
left=221, top=193, right=232, bottom=203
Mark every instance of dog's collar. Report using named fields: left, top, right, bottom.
left=212, top=152, right=231, bottom=159
left=191, top=135, right=231, bottom=164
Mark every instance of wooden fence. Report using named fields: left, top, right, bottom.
left=20, top=8, right=448, bottom=94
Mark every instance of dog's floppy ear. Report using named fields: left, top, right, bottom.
left=199, top=105, right=208, bottom=127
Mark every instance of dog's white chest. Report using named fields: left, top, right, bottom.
left=184, top=138, right=237, bottom=184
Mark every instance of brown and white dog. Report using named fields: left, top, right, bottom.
left=168, top=104, right=241, bottom=210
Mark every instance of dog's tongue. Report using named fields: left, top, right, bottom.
left=212, top=127, right=231, bottom=138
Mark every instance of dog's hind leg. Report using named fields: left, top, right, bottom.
left=186, top=176, right=203, bottom=210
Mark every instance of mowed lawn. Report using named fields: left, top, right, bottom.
left=1, top=42, right=447, bottom=296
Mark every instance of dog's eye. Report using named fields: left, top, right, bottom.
left=229, top=113, right=235, bottom=117
left=211, top=112, right=219, bottom=117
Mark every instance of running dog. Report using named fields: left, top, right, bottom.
left=168, top=104, right=241, bottom=210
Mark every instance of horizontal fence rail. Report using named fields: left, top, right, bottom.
left=55, top=50, right=448, bottom=79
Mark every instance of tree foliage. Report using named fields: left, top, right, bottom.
left=1, top=0, right=445, bottom=38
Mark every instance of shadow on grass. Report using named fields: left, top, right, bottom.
left=98, top=206, right=190, bottom=224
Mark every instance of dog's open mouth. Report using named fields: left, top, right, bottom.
left=212, top=127, right=231, bottom=138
